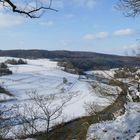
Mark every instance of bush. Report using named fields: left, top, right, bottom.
left=0, top=63, right=12, bottom=76
left=5, top=59, right=17, bottom=65
left=0, top=63, right=8, bottom=69
left=58, top=61, right=84, bottom=75
left=63, top=77, right=68, bottom=84
left=5, top=58, right=27, bottom=65
left=0, top=68, right=12, bottom=76
left=114, top=67, right=135, bottom=78
left=18, top=59, right=27, bottom=64
left=114, top=70, right=128, bottom=78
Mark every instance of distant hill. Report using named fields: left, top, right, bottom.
left=0, top=49, right=140, bottom=70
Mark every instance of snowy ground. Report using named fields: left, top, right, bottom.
left=86, top=66, right=140, bottom=140
left=86, top=70, right=115, bottom=79
left=0, top=93, right=14, bottom=101
left=87, top=102, right=140, bottom=140
left=0, top=57, right=121, bottom=138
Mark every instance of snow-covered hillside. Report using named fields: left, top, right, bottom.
left=0, top=57, right=121, bottom=138
left=86, top=67, right=140, bottom=140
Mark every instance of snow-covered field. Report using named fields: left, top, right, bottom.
left=0, top=57, right=121, bottom=138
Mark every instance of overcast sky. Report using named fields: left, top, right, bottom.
left=0, top=0, right=140, bottom=55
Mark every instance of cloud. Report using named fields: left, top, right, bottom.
left=83, top=28, right=134, bottom=41
left=83, top=34, right=95, bottom=40
left=96, top=32, right=109, bottom=39
left=123, top=43, right=140, bottom=50
left=83, top=32, right=109, bottom=40
left=0, top=4, right=25, bottom=28
left=72, top=0, right=97, bottom=9
left=114, top=28, right=134, bottom=36
left=39, top=21, right=54, bottom=27
left=0, top=12, right=24, bottom=28
left=122, top=43, right=140, bottom=56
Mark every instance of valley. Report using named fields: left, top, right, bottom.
left=0, top=56, right=140, bottom=140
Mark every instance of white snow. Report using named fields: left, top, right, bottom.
left=87, top=102, right=140, bottom=140
left=0, top=93, right=14, bottom=101
left=86, top=70, right=115, bottom=79
left=0, top=57, right=121, bottom=138
left=86, top=67, right=140, bottom=140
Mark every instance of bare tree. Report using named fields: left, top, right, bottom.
left=14, top=91, right=72, bottom=138
left=117, top=0, right=140, bottom=17
left=84, top=102, right=101, bottom=116
left=14, top=103, right=39, bottom=137
left=0, top=0, right=57, bottom=18
left=30, top=92, right=70, bottom=135
left=0, top=105, right=13, bottom=139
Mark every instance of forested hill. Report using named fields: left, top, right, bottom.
left=0, top=49, right=140, bottom=70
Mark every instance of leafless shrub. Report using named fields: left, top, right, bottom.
left=84, top=102, right=102, bottom=116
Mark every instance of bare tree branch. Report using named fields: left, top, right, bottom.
left=0, top=0, right=58, bottom=18
left=117, top=0, right=140, bottom=17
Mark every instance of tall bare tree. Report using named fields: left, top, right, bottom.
left=13, top=91, right=73, bottom=138
left=30, top=92, right=71, bottom=135
left=0, top=0, right=57, bottom=18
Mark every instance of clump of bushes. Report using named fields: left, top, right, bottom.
left=58, top=61, right=84, bottom=75
left=0, top=63, right=12, bottom=76
left=0, top=68, right=12, bottom=75
left=114, top=69, right=128, bottom=78
left=5, top=58, right=27, bottom=65
left=114, top=67, right=137, bottom=78
left=0, top=63, right=7, bottom=69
